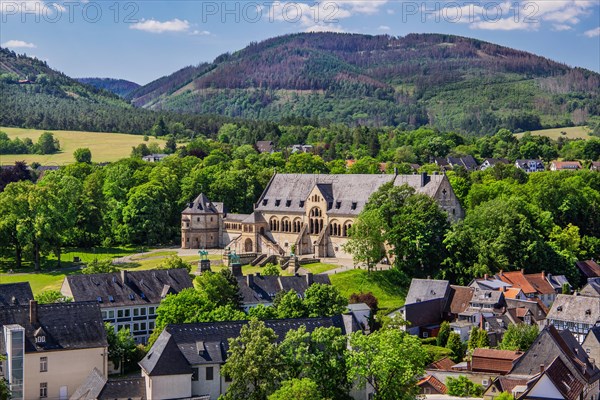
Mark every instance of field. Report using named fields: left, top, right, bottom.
left=0, top=126, right=166, bottom=165
left=329, top=269, right=407, bottom=311
left=515, top=126, right=591, bottom=141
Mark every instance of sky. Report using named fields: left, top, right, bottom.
left=1, top=0, right=599, bottom=84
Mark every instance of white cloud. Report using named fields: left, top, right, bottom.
left=378, top=25, right=390, bottom=30
left=552, top=24, right=573, bottom=31
left=191, top=30, right=211, bottom=36
left=584, top=26, right=600, bottom=37
left=437, top=0, right=597, bottom=32
left=2, top=40, right=37, bottom=48
left=130, top=18, right=190, bottom=34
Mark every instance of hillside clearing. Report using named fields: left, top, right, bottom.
left=516, top=126, right=591, bottom=141
left=0, top=127, right=166, bottom=165
left=329, top=269, right=407, bottom=311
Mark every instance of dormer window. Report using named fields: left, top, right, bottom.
left=351, top=202, right=357, bottom=210
left=299, top=200, right=305, bottom=208
left=262, top=199, right=268, bottom=206
left=286, top=200, right=291, bottom=207
left=557, top=306, right=563, bottom=312
left=129, top=294, right=135, bottom=300
left=275, top=199, right=281, bottom=207
left=36, top=336, right=46, bottom=344
left=97, top=296, right=103, bottom=303
left=328, top=202, right=333, bottom=209
left=108, top=295, right=115, bottom=302
left=335, top=201, right=341, bottom=209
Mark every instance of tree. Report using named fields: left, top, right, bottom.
left=194, top=270, right=241, bottom=308
left=268, top=378, right=324, bottom=400
left=495, top=392, right=515, bottom=400
left=303, top=284, right=347, bottom=317
left=343, top=209, right=386, bottom=272
left=247, top=304, right=278, bottom=320
left=446, top=375, right=484, bottom=397
left=164, top=136, right=177, bottom=154
left=499, top=324, right=539, bottom=351
left=82, top=259, right=118, bottom=274
left=262, top=263, right=281, bottom=276
left=347, top=329, right=427, bottom=400
left=37, top=132, right=59, bottom=154
left=437, top=321, right=450, bottom=347
left=152, top=117, right=168, bottom=137
left=279, top=326, right=351, bottom=399
left=105, top=323, right=137, bottom=374
left=34, top=290, right=72, bottom=304
left=221, top=320, right=282, bottom=400
left=158, top=254, right=191, bottom=273
left=446, top=332, right=464, bottom=363
left=73, top=147, right=92, bottom=163
left=0, top=354, right=9, bottom=400
left=274, top=290, right=308, bottom=319
left=467, top=327, right=489, bottom=351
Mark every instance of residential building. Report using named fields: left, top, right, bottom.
left=483, top=376, right=529, bottom=399
left=471, top=349, right=523, bottom=375
left=515, top=159, right=545, bottom=172
left=435, top=155, right=479, bottom=171
left=139, top=316, right=361, bottom=400
left=550, top=160, right=583, bottom=171
left=235, top=273, right=331, bottom=311
left=458, top=289, right=507, bottom=325
left=497, top=270, right=561, bottom=307
left=479, top=158, right=509, bottom=171
left=0, top=282, right=33, bottom=306
left=70, top=368, right=146, bottom=400
left=546, top=294, right=600, bottom=344
left=580, top=279, right=600, bottom=297
left=0, top=301, right=108, bottom=400
left=591, top=162, right=600, bottom=172
left=61, top=268, right=193, bottom=343
left=182, top=173, right=464, bottom=258
left=417, top=375, right=448, bottom=395
left=583, top=326, right=600, bottom=368
left=509, top=326, right=600, bottom=399
left=505, top=298, right=548, bottom=327
left=520, top=356, right=586, bottom=400
left=577, top=260, right=600, bottom=281
left=142, top=154, right=168, bottom=162
left=290, top=144, right=313, bottom=153
left=395, top=279, right=451, bottom=337
left=255, top=140, right=274, bottom=153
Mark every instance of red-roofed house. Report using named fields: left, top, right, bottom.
left=550, top=161, right=582, bottom=171
left=471, top=348, right=523, bottom=375
left=497, top=270, right=559, bottom=307
left=418, top=375, right=448, bottom=395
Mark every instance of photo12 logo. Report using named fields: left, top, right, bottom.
left=1, top=1, right=140, bottom=23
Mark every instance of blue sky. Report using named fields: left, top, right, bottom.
left=1, top=0, right=599, bottom=84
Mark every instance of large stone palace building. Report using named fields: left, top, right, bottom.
left=181, top=173, right=463, bottom=258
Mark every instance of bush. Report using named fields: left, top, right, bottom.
left=447, top=375, right=484, bottom=397
left=422, top=345, right=453, bottom=364
left=262, top=263, right=281, bottom=276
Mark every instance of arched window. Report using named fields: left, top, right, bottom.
left=293, top=218, right=302, bottom=233
left=270, top=217, right=279, bottom=232
left=282, top=217, right=291, bottom=232
left=309, top=207, right=324, bottom=235
left=330, top=220, right=340, bottom=237
left=343, top=221, right=353, bottom=237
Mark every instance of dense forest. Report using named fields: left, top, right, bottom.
left=76, top=78, right=140, bottom=97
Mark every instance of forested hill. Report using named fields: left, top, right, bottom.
left=129, top=32, right=600, bottom=134
left=76, top=77, right=140, bottom=97
left=0, top=47, right=230, bottom=134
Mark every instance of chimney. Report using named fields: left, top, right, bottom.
left=541, top=271, right=545, bottom=279
left=306, top=273, right=314, bottom=285
left=521, top=268, right=525, bottom=274
left=499, top=269, right=503, bottom=276
left=484, top=274, right=488, bottom=281
left=247, top=274, right=254, bottom=287
left=420, top=172, right=430, bottom=187
left=29, top=300, right=38, bottom=324
left=121, top=270, right=128, bottom=285
left=394, top=167, right=398, bottom=176
left=540, top=364, right=545, bottom=374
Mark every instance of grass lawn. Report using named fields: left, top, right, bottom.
left=0, top=271, right=66, bottom=293
left=130, top=251, right=178, bottom=260
left=301, top=262, right=339, bottom=274
left=516, top=126, right=591, bottom=141
left=329, top=269, right=407, bottom=311
left=0, top=126, right=166, bottom=165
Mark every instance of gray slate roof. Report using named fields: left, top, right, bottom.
left=510, top=326, right=599, bottom=382
left=255, top=173, right=447, bottom=217
left=236, top=274, right=331, bottom=305
left=0, top=282, right=34, bottom=306
left=405, top=279, right=450, bottom=305
left=70, top=368, right=147, bottom=400
left=580, top=280, right=600, bottom=297
left=182, top=193, right=222, bottom=215
left=140, top=316, right=358, bottom=376
left=64, top=268, right=193, bottom=307
left=547, top=294, right=600, bottom=325
left=0, top=302, right=107, bottom=354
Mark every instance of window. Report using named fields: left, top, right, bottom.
left=422, top=332, right=428, bottom=338
left=140, top=322, right=147, bottom=331
left=206, top=366, right=214, bottom=381
left=108, top=310, right=115, bottom=319
left=101, top=311, right=108, bottom=319
left=482, top=379, right=489, bottom=386
left=275, top=199, right=281, bottom=207
left=149, top=306, right=156, bottom=315
left=192, top=368, right=199, bottom=381
left=149, top=321, right=155, bottom=331
left=40, top=357, right=48, bottom=372
left=40, top=382, right=48, bottom=398
left=140, top=307, right=146, bottom=316
left=286, top=200, right=291, bottom=207
left=134, top=308, right=139, bottom=317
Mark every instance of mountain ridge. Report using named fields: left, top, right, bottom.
left=128, top=32, right=599, bottom=134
